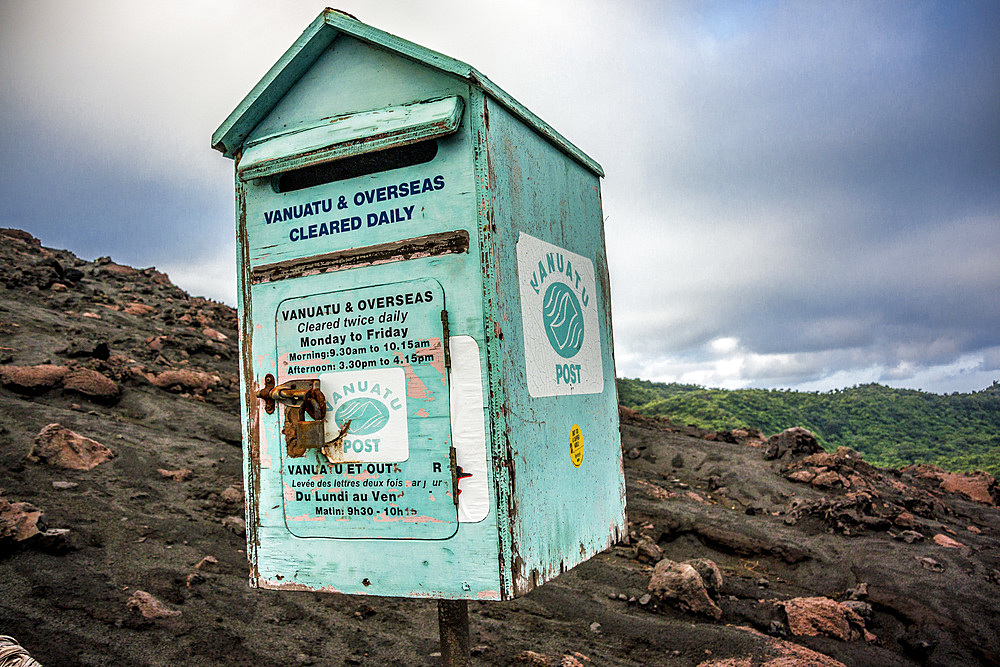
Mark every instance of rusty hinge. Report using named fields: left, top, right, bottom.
left=441, top=309, right=451, bottom=370
left=449, top=445, right=459, bottom=506
left=448, top=446, right=473, bottom=508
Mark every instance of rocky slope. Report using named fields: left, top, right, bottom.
left=1, top=228, right=998, bottom=666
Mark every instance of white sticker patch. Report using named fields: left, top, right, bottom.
left=449, top=335, right=490, bottom=522
left=318, top=367, right=409, bottom=462
left=517, top=233, right=604, bottom=397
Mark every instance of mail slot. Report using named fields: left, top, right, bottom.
left=213, top=9, right=625, bottom=600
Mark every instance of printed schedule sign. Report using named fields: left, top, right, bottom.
left=274, top=278, right=458, bottom=539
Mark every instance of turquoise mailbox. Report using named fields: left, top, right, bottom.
left=213, top=9, right=625, bottom=601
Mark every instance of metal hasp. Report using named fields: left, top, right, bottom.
left=256, top=374, right=328, bottom=457
left=214, top=9, right=625, bottom=602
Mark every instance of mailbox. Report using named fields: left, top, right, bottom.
left=212, top=9, right=625, bottom=600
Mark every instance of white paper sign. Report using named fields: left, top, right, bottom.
left=517, top=233, right=603, bottom=397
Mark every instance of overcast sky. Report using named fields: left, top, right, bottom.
left=2, top=1, right=998, bottom=393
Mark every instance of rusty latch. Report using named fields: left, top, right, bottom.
left=256, top=374, right=325, bottom=416
left=257, top=374, right=328, bottom=458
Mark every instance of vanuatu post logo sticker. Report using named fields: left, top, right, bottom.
left=318, top=367, right=409, bottom=462
left=517, top=233, right=604, bottom=397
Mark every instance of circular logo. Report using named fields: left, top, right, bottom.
left=569, top=424, right=584, bottom=468
left=542, top=282, right=585, bottom=358
left=334, top=397, right=390, bottom=435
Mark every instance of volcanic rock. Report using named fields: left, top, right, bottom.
left=149, top=369, right=220, bottom=394
left=780, top=597, right=869, bottom=642
left=0, top=496, right=43, bottom=544
left=765, top=427, right=822, bottom=461
left=62, top=367, right=119, bottom=403
left=29, top=423, right=115, bottom=470
left=0, top=364, right=68, bottom=394
left=157, top=468, right=193, bottom=482
left=126, top=590, right=181, bottom=619
left=933, top=533, right=965, bottom=549
left=697, top=626, right=847, bottom=666
left=635, top=535, right=662, bottom=563
left=903, top=464, right=1000, bottom=505
left=648, top=558, right=722, bottom=619
left=683, top=558, right=723, bottom=593
left=123, top=302, right=156, bottom=316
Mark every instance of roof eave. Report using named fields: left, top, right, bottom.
left=212, top=9, right=604, bottom=178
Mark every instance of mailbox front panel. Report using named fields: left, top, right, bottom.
left=234, top=37, right=501, bottom=599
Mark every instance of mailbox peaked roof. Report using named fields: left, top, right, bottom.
left=212, top=9, right=603, bottom=177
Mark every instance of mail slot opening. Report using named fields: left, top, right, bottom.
left=273, top=139, right=439, bottom=193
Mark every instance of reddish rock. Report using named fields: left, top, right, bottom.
left=222, top=515, right=246, bottom=536
left=195, top=555, right=219, bottom=571
left=897, top=530, right=925, bottom=543
left=0, top=496, right=44, bottom=543
left=203, top=327, right=228, bottom=342
left=932, top=533, right=965, bottom=549
left=893, top=511, right=916, bottom=528
left=683, top=558, right=723, bottom=593
left=787, top=469, right=816, bottom=483
left=30, top=424, right=115, bottom=470
left=146, top=335, right=166, bottom=351
left=516, top=651, right=552, bottom=666
left=81, top=312, right=102, bottom=319
left=123, top=302, right=155, bottom=316
left=618, top=405, right=641, bottom=421
left=0, top=228, right=40, bottom=244
left=800, top=452, right=837, bottom=468
left=780, top=596, right=866, bottom=641
left=0, top=364, right=68, bottom=393
left=158, top=468, right=193, bottom=482
left=220, top=484, right=243, bottom=504
left=697, top=626, right=846, bottom=666
left=648, top=559, right=722, bottom=619
left=967, top=525, right=982, bottom=534
left=903, top=465, right=999, bottom=505
left=149, top=369, right=220, bottom=394
left=938, top=471, right=998, bottom=506
left=685, top=490, right=709, bottom=504
left=126, top=590, right=180, bottom=619
left=62, top=367, right=119, bottom=403
left=98, top=261, right=138, bottom=277
left=811, top=471, right=842, bottom=488
left=635, top=535, right=662, bottom=564
left=765, top=427, right=822, bottom=461
left=143, top=267, right=172, bottom=286
left=635, top=479, right=674, bottom=500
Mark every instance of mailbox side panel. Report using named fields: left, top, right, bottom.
left=236, top=37, right=502, bottom=599
left=479, top=96, right=626, bottom=597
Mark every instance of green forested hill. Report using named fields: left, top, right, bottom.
left=616, top=379, right=1000, bottom=475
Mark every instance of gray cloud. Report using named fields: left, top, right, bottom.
left=1, top=0, right=997, bottom=391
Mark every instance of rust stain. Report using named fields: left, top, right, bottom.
left=259, top=579, right=343, bottom=594
left=237, top=186, right=261, bottom=583
left=251, top=230, right=469, bottom=285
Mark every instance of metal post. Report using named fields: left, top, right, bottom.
left=438, top=599, right=470, bottom=666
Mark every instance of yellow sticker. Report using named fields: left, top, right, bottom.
left=569, top=424, right=584, bottom=468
